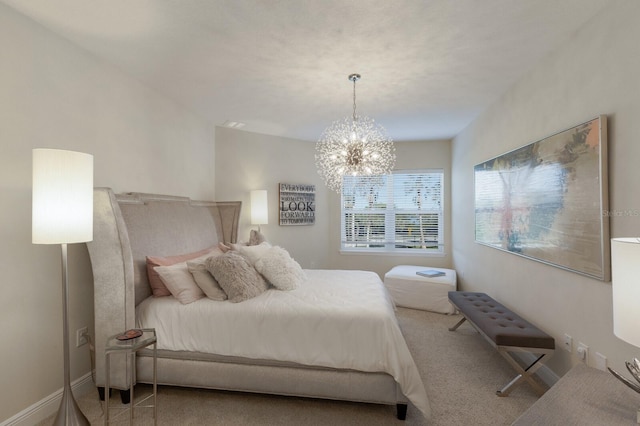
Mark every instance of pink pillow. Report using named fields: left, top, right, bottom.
left=146, top=247, right=214, bottom=297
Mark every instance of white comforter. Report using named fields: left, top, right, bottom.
left=136, top=269, right=430, bottom=418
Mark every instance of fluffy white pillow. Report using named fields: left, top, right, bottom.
left=254, top=246, right=305, bottom=291
left=234, top=241, right=272, bottom=265
left=154, top=262, right=205, bottom=304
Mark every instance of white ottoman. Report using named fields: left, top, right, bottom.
left=384, top=265, right=457, bottom=314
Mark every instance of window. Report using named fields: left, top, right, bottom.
left=341, top=170, right=444, bottom=254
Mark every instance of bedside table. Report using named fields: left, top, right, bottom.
left=104, top=328, right=157, bottom=425
left=513, top=363, right=639, bottom=424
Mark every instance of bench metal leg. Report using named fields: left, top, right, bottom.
left=496, top=374, right=523, bottom=397
left=448, top=317, right=467, bottom=332
left=496, top=351, right=547, bottom=397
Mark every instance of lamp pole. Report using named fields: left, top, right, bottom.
left=53, top=244, right=89, bottom=425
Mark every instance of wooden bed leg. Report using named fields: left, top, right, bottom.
left=396, top=403, right=408, bottom=420
left=97, top=387, right=112, bottom=401
left=98, top=387, right=129, bottom=403
left=120, top=389, right=131, bottom=404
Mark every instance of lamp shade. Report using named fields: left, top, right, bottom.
left=611, top=237, right=640, bottom=348
left=32, top=149, right=93, bottom=244
left=250, top=190, right=268, bottom=226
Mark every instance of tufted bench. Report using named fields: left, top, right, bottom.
left=448, top=291, right=555, bottom=396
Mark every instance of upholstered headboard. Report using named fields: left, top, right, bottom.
left=86, top=188, right=241, bottom=389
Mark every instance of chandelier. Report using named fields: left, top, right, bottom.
left=315, top=74, right=396, bottom=193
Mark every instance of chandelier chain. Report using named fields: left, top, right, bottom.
left=352, top=77, right=357, bottom=122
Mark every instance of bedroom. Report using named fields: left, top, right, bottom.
left=1, top=0, right=639, bottom=424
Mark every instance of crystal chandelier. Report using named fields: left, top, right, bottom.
left=315, top=74, right=396, bottom=193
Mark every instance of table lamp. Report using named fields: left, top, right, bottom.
left=609, top=237, right=640, bottom=423
left=32, top=148, right=93, bottom=425
left=250, top=189, right=268, bottom=232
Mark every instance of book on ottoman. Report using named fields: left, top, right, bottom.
left=416, top=270, right=445, bottom=278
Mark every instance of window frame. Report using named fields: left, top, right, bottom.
left=340, top=169, right=445, bottom=256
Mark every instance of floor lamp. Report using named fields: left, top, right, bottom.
left=32, top=149, right=93, bottom=426
left=609, top=237, right=640, bottom=422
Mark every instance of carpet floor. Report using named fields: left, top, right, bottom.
left=40, top=308, right=542, bottom=425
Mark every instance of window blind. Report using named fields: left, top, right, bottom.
left=341, top=170, right=444, bottom=253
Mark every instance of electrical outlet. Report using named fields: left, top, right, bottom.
left=76, top=327, right=88, bottom=347
left=577, top=342, right=589, bottom=364
left=563, top=334, right=572, bottom=352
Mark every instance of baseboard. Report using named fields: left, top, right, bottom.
left=1, top=372, right=95, bottom=426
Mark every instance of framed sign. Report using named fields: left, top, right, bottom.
left=279, top=183, right=315, bottom=226
left=474, top=116, right=609, bottom=280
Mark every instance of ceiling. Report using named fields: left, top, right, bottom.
left=2, top=0, right=613, bottom=142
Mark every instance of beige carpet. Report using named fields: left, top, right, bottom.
left=40, top=308, right=541, bottom=425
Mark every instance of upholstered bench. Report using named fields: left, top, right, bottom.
left=448, top=291, right=555, bottom=396
left=384, top=265, right=456, bottom=314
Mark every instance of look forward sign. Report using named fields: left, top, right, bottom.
left=279, top=183, right=315, bottom=226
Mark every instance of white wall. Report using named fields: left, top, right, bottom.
left=0, top=4, right=214, bottom=422
left=215, top=126, right=452, bottom=279
left=214, top=126, right=331, bottom=270
left=452, top=0, right=640, bottom=376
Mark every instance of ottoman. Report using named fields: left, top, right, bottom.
left=384, top=265, right=457, bottom=314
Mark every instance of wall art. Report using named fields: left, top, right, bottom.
left=279, top=183, right=315, bottom=226
left=474, top=116, right=609, bottom=280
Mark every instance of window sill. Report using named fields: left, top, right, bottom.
left=339, top=249, right=446, bottom=257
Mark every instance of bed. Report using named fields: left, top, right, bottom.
left=86, top=188, right=430, bottom=420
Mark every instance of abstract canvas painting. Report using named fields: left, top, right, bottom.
left=474, top=116, right=609, bottom=280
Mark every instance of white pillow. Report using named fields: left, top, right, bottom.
left=254, top=246, right=305, bottom=291
left=235, top=241, right=272, bottom=265
left=187, top=261, right=227, bottom=301
left=154, top=262, right=205, bottom=304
